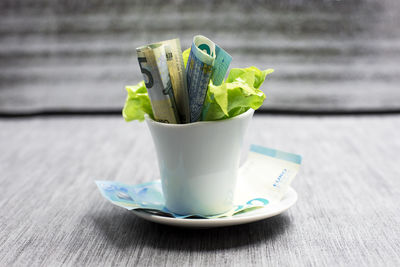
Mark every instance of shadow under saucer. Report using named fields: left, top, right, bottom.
left=90, top=207, right=293, bottom=251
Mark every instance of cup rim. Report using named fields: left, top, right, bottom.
left=145, top=108, right=254, bottom=128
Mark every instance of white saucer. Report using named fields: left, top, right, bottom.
left=132, top=187, right=297, bottom=228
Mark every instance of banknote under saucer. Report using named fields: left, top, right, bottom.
left=96, top=145, right=301, bottom=228
left=132, top=188, right=297, bottom=228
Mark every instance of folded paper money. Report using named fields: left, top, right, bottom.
left=186, top=35, right=232, bottom=122
left=125, top=35, right=273, bottom=124
left=96, top=145, right=302, bottom=219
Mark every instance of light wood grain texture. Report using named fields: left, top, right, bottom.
left=1, top=115, right=399, bottom=266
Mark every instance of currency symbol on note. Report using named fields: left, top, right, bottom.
left=136, top=44, right=180, bottom=124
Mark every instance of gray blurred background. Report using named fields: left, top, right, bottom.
left=1, top=0, right=399, bottom=115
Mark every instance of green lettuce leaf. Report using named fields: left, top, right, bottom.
left=123, top=81, right=154, bottom=122
left=182, top=48, right=190, bottom=68
left=202, top=67, right=274, bottom=121
left=123, top=48, right=273, bottom=122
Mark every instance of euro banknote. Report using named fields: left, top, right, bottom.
left=95, top=144, right=302, bottom=219
left=162, top=39, right=190, bottom=123
left=186, top=35, right=216, bottom=122
left=136, top=43, right=180, bottom=124
left=211, top=44, right=232, bottom=86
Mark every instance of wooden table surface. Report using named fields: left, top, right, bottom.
left=1, top=114, right=399, bottom=266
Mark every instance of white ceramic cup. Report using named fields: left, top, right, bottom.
left=145, top=108, right=254, bottom=216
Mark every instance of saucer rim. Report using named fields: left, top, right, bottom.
left=132, top=187, right=297, bottom=228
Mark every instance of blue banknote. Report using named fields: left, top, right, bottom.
left=186, top=35, right=216, bottom=122
left=96, top=145, right=302, bottom=219
left=186, top=36, right=232, bottom=122
left=211, top=44, right=232, bottom=86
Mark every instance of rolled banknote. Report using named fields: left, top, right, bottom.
left=201, top=43, right=232, bottom=120
left=211, top=44, right=232, bottom=86
left=136, top=43, right=180, bottom=124
left=162, top=39, right=190, bottom=123
left=186, top=35, right=216, bottom=122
